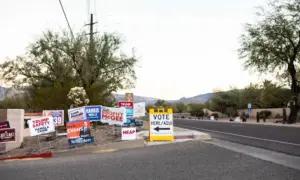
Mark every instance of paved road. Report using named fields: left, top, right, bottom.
left=175, top=119, right=300, bottom=156
left=1, top=141, right=300, bottom=180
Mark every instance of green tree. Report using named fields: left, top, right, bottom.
left=259, top=80, right=291, bottom=108
left=188, top=103, right=204, bottom=118
left=242, top=83, right=262, bottom=108
left=0, top=30, right=137, bottom=109
left=239, top=0, right=300, bottom=123
left=154, top=99, right=169, bottom=107
left=173, top=102, right=187, bottom=113
left=210, top=89, right=241, bottom=115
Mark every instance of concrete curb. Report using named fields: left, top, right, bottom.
left=0, top=152, right=52, bottom=161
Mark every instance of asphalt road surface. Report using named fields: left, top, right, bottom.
left=175, top=119, right=300, bottom=156
left=1, top=141, right=300, bottom=180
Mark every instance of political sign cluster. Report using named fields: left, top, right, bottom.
left=23, top=100, right=146, bottom=146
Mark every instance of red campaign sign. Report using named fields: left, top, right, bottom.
left=67, top=121, right=91, bottom=139
left=118, top=102, right=133, bottom=109
left=0, top=121, right=10, bottom=129
left=0, top=128, right=15, bottom=143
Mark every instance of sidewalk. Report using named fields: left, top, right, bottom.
left=137, top=126, right=211, bottom=146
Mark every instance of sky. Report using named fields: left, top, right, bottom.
left=0, top=0, right=269, bottom=100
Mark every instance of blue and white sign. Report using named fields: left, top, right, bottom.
left=247, top=103, right=252, bottom=114
left=43, top=110, right=64, bottom=126
left=85, top=105, right=101, bottom=122
left=68, top=136, right=94, bottom=145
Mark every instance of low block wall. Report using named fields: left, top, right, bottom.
left=0, top=109, right=25, bottom=153
left=238, top=108, right=290, bottom=118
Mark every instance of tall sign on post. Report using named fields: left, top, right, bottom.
left=125, top=93, right=134, bottom=102
left=149, top=108, right=174, bottom=142
left=118, top=102, right=134, bottom=124
left=247, top=103, right=252, bottom=116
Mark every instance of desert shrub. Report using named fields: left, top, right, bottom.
left=259, top=110, right=272, bottom=118
left=274, top=113, right=282, bottom=119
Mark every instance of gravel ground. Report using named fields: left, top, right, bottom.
left=0, top=125, right=120, bottom=159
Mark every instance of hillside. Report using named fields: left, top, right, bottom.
left=176, top=93, right=214, bottom=104
left=0, top=86, right=214, bottom=105
left=115, top=92, right=214, bottom=105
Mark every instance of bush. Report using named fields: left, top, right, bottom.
left=274, top=113, right=282, bottom=119
left=189, top=104, right=204, bottom=118
left=259, top=110, right=272, bottom=118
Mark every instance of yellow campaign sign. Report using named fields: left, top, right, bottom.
left=149, top=108, right=174, bottom=142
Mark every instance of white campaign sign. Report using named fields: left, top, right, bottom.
left=101, top=106, right=126, bottom=125
left=28, top=117, right=55, bottom=136
left=121, top=127, right=137, bottom=140
left=133, top=102, right=146, bottom=117
left=150, top=113, right=173, bottom=136
left=68, top=107, right=85, bottom=121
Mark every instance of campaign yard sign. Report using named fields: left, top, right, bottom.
left=0, top=121, right=15, bottom=143
left=84, top=105, right=101, bottom=122
left=27, top=117, right=55, bottom=136
left=68, top=107, right=85, bottom=121
left=133, top=102, right=146, bottom=117
left=118, top=101, right=134, bottom=123
left=149, top=108, right=174, bottom=142
left=0, top=128, right=15, bottom=143
left=68, top=136, right=94, bottom=145
left=43, top=110, right=64, bottom=126
left=67, top=120, right=93, bottom=145
left=0, top=121, right=10, bottom=129
left=66, top=120, right=91, bottom=139
left=121, top=127, right=137, bottom=141
left=101, top=106, right=126, bottom=126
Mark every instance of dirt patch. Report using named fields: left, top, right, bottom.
left=0, top=125, right=121, bottom=159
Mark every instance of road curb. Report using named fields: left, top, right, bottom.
left=0, top=152, right=53, bottom=161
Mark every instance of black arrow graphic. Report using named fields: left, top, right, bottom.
left=154, top=126, right=170, bottom=132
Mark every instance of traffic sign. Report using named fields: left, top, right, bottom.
left=149, top=108, right=174, bottom=142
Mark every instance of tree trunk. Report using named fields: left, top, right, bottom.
left=288, top=62, right=299, bottom=124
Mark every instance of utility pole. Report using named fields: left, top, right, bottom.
left=86, top=13, right=97, bottom=63
left=83, top=13, right=98, bottom=88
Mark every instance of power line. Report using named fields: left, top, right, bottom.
left=58, top=0, right=74, bottom=39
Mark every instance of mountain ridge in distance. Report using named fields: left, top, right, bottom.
left=115, top=92, right=214, bottom=104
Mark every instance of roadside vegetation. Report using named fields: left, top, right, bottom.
left=149, top=80, right=291, bottom=119
left=0, top=31, right=137, bottom=111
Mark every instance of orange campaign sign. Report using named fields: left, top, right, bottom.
left=66, top=120, right=91, bottom=139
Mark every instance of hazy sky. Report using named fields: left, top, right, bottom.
left=0, top=0, right=269, bottom=100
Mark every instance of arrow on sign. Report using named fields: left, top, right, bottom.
left=154, top=126, right=170, bottom=132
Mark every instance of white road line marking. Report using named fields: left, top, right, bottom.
left=178, top=124, right=300, bottom=147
